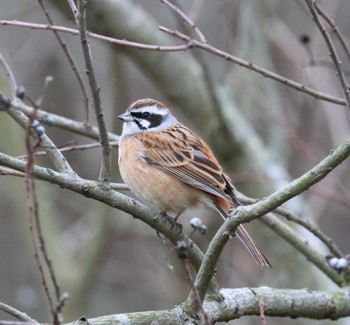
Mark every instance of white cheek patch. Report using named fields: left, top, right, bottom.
left=138, top=118, right=151, bottom=130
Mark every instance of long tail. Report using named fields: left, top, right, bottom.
left=236, top=224, right=271, bottom=267
left=214, top=200, right=271, bottom=267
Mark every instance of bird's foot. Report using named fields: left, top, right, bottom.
left=157, top=210, right=183, bottom=234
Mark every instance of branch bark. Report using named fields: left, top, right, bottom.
left=64, top=287, right=350, bottom=324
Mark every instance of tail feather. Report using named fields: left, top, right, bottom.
left=214, top=200, right=271, bottom=267
left=236, top=225, right=271, bottom=267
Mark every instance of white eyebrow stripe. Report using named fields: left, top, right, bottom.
left=132, top=105, right=168, bottom=116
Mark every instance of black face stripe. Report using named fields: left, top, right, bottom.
left=130, top=112, right=149, bottom=119
left=134, top=119, right=147, bottom=130
left=149, top=114, right=164, bottom=128
left=131, top=111, right=165, bottom=129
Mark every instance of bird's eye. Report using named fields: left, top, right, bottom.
left=141, top=112, right=150, bottom=119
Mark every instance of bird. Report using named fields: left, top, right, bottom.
left=118, top=98, right=271, bottom=267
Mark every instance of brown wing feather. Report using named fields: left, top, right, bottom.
left=138, top=123, right=236, bottom=202
left=137, top=123, right=271, bottom=267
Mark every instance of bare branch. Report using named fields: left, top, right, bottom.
left=273, top=206, right=344, bottom=257
left=0, top=19, right=347, bottom=107
left=0, top=20, right=189, bottom=52
left=24, top=119, right=60, bottom=324
left=9, top=97, right=118, bottom=142
left=188, top=136, right=350, bottom=308
left=0, top=151, right=215, bottom=285
left=4, top=95, right=75, bottom=174
left=37, top=0, right=90, bottom=123
left=0, top=54, right=17, bottom=97
left=238, top=195, right=344, bottom=258
left=66, top=0, right=79, bottom=22
left=0, top=302, right=38, bottom=323
left=0, top=166, right=25, bottom=177
left=314, top=2, right=350, bottom=63
left=160, top=0, right=207, bottom=43
left=63, top=287, right=350, bottom=323
left=305, top=0, right=350, bottom=117
left=76, top=0, right=111, bottom=186
left=159, top=25, right=348, bottom=107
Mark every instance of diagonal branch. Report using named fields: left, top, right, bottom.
left=305, top=0, right=350, bottom=117
left=37, top=0, right=89, bottom=123
left=313, top=2, right=350, bottom=63
left=238, top=195, right=344, bottom=258
left=8, top=98, right=75, bottom=174
left=0, top=151, right=220, bottom=295
left=189, top=136, right=350, bottom=307
left=160, top=0, right=207, bottom=43
left=159, top=26, right=348, bottom=107
left=0, top=19, right=346, bottom=107
left=9, top=96, right=119, bottom=141
left=0, top=302, right=38, bottom=323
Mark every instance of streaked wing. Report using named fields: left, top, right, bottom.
left=138, top=123, right=236, bottom=201
left=138, top=123, right=270, bottom=267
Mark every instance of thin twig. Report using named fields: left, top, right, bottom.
left=110, top=182, right=129, bottom=190
left=274, top=207, right=344, bottom=257
left=8, top=96, right=119, bottom=142
left=314, top=2, right=350, bottom=63
left=9, top=97, right=75, bottom=174
left=17, top=140, right=119, bottom=159
left=0, top=90, right=74, bottom=174
left=305, top=0, right=350, bottom=118
left=0, top=166, right=25, bottom=177
left=0, top=151, right=221, bottom=296
left=260, top=213, right=342, bottom=281
left=237, top=194, right=344, bottom=258
left=66, top=0, right=79, bottom=22
left=160, top=0, right=207, bottom=43
left=187, top=136, right=350, bottom=309
left=166, top=1, right=228, bottom=139
left=0, top=302, right=38, bottom=323
left=0, top=320, right=40, bottom=325
left=24, top=120, right=59, bottom=325
left=37, top=0, right=90, bottom=123
left=0, top=19, right=347, bottom=107
left=182, top=258, right=211, bottom=324
left=0, top=54, right=17, bottom=97
left=0, top=19, right=189, bottom=52
left=76, top=0, right=111, bottom=187
left=158, top=26, right=348, bottom=107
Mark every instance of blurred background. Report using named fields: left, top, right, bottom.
left=0, top=0, right=350, bottom=324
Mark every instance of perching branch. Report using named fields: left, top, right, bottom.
left=189, top=136, right=350, bottom=307
left=0, top=150, right=221, bottom=296
left=64, top=287, right=350, bottom=324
